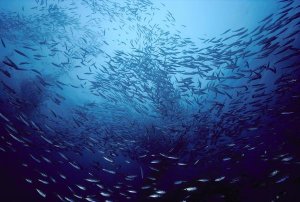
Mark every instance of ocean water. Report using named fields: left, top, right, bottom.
left=0, top=0, right=300, bottom=201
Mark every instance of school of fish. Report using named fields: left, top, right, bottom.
left=0, top=0, right=300, bottom=201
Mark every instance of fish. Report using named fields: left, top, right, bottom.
left=102, top=168, right=116, bottom=175
left=0, top=69, right=11, bottom=78
left=100, top=192, right=111, bottom=197
left=260, top=14, right=273, bottom=23
left=3, top=57, right=26, bottom=71
left=85, top=178, right=100, bottom=183
left=19, top=62, right=30, bottom=65
left=221, top=29, right=231, bottom=35
left=149, top=194, right=161, bottom=198
left=0, top=1, right=299, bottom=201
left=276, top=176, right=289, bottom=184
left=25, top=179, right=32, bottom=183
left=1, top=38, right=5, bottom=47
left=30, top=69, right=42, bottom=75
left=14, top=49, right=29, bottom=58
left=1, top=81, right=16, bottom=94
left=184, top=187, right=197, bottom=191
left=69, top=162, right=81, bottom=170
left=103, top=156, right=114, bottom=163
left=36, top=189, right=46, bottom=198
left=0, top=112, right=10, bottom=122
left=215, top=176, right=225, bottom=182
left=76, top=184, right=86, bottom=190
left=23, top=46, right=37, bottom=51
left=150, top=159, right=160, bottom=164
left=198, top=178, right=209, bottom=182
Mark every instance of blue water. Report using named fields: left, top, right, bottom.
left=0, top=0, right=300, bottom=201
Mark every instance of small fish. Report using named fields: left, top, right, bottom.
left=1, top=38, right=5, bottom=47
left=140, top=166, right=144, bottom=179
left=248, top=127, right=258, bottom=131
left=1, top=81, right=16, bottom=94
left=30, top=154, right=41, bottom=163
left=156, top=190, right=166, bottom=194
left=59, top=174, right=66, bottom=179
left=100, top=192, right=111, bottom=197
left=71, top=162, right=81, bottom=170
left=184, top=187, right=197, bottom=191
left=215, top=176, right=225, bottom=182
left=85, top=178, right=99, bottom=183
left=40, top=135, right=53, bottom=144
left=127, top=190, right=137, bottom=194
left=149, top=194, right=161, bottom=198
left=150, top=159, right=160, bottom=164
left=281, top=111, right=294, bottom=115
left=42, top=156, right=51, bottom=163
left=103, top=156, right=113, bottom=163
left=76, top=184, right=86, bottom=190
left=282, top=157, right=293, bottom=162
left=9, top=133, right=24, bottom=143
left=31, top=69, right=42, bottom=75
left=3, top=58, right=26, bottom=70
left=77, top=75, right=86, bottom=81
left=19, top=62, right=30, bottom=65
left=0, top=69, right=11, bottom=78
left=276, top=176, right=289, bottom=184
left=221, top=29, right=231, bottom=35
left=85, top=197, right=97, bottom=202
left=36, top=189, right=46, bottom=198
left=25, top=178, right=32, bottom=183
left=23, top=46, right=37, bottom=51
left=174, top=180, right=186, bottom=185
left=14, top=49, right=29, bottom=58
left=269, top=170, right=279, bottom=177
left=102, top=168, right=116, bottom=174
left=0, top=112, right=10, bottom=122
left=159, top=153, right=179, bottom=160
left=38, top=179, right=49, bottom=184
